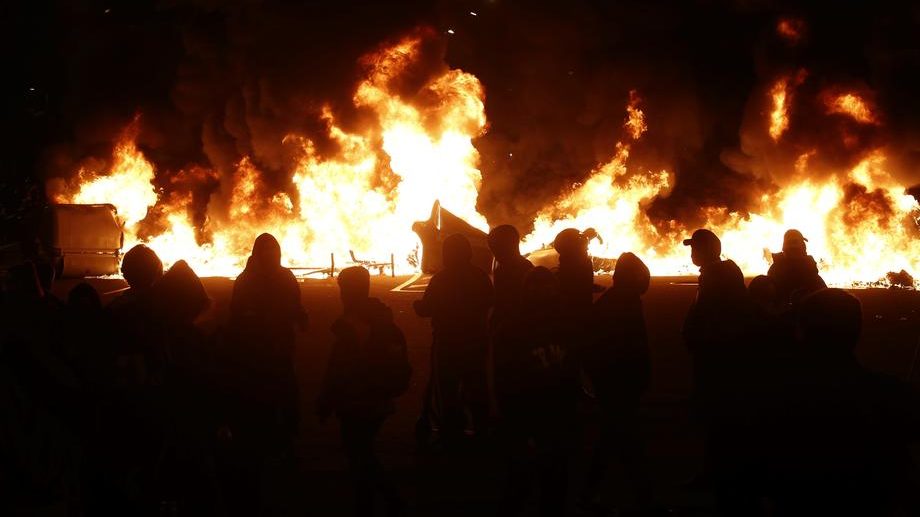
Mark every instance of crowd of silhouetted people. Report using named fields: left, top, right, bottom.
left=1, top=226, right=919, bottom=517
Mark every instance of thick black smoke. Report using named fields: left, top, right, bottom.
left=5, top=0, right=920, bottom=235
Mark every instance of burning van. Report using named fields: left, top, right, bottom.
left=41, top=204, right=123, bottom=277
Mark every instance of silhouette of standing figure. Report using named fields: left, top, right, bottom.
left=414, top=233, right=493, bottom=446
left=488, top=225, right=534, bottom=326
left=493, top=267, right=579, bottom=517
left=582, top=252, right=655, bottom=512
left=767, top=229, right=826, bottom=304
left=230, top=233, right=308, bottom=440
left=763, top=289, right=920, bottom=516
left=317, top=266, right=410, bottom=517
left=552, top=229, right=594, bottom=313
left=681, top=229, right=756, bottom=510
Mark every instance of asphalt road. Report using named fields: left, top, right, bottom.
left=52, top=275, right=920, bottom=516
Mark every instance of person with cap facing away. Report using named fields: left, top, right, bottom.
left=767, top=229, right=826, bottom=305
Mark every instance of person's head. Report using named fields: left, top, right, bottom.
left=122, top=244, right=163, bottom=290
left=782, top=229, right=808, bottom=256
left=251, top=233, right=282, bottom=270
left=68, top=282, right=101, bottom=313
left=612, top=252, right=650, bottom=296
left=337, top=266, right=370, bottom=310
left=522, top=266, right=560, bottom=307
left=442, top=233, right=472, bottom=270
left=152, top=260, right=210, bottom=324
left=683, top=229, right=721, bottom=267
left=488, top=225, right=521, bottom=262
left=553, top=228, right=588, bottom=259
left=748, top=275, right=777, bottom=308
left=797, top=288, right=862, bottom=353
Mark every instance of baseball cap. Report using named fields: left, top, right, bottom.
left=682, top=228, right=721, bottom=248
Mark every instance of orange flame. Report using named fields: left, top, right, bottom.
left=768, top=78, right=791, bottom=141
left=824, top=91, right=878, bottom=124
left=53, top=34, right=920, bottom=287
left=55, top=33, right=487, bottom=277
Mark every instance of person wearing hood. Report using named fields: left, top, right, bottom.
left=318, top=266, right=409, bottom=516
left=767, top=229, right=826, bottom=304
left=229, top=233, right=308, bottom=438
left=581, top=252, right=655, bottom=512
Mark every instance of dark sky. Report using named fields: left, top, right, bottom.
left=3, top=0, right=919, bottom=230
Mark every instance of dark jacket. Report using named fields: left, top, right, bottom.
left=491, top=255, right=534, bottom=326
left=768, top=252, right=827, bottom=303
left=585, top=288, right=650, bottom=404
left=318, top=298, right=410, bottom=420
left=415, top=264, right=493, bottom=358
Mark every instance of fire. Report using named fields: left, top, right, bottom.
left=768, top=71, right=806, bottom=141
left=523, top=90, right=920, bottom=286
left=768, top=78, right=790, bottom=141
left=824, top=91, right=878, bottom=124
left=54, top=32, right=487, bottom=277
left=624, top=90, right=646, bottom=140
left=52, top=30, right=920, bottom=287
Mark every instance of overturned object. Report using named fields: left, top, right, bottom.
left=412, top=201, right=492, bottom=274
left=42, top=204, right=123, bottom=277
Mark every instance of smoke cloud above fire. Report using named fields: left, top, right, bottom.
left=14, top=0, right=920, bottom=282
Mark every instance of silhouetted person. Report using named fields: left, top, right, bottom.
left=552, top=228, right=594, bottom=312
left=682, top=229, right=747, bottom=402
left=97, top=246, right=168, bottom=514
left=681, top=229, right=759, bottom=509
left=223, top=234, right=307, bottom=516
left=760, top=289, right=920, bottom=516
left=107, top=243, right=165, bottom=386
left=0, top=262, right=83, bottom=514
left=487, top=225, right=533, bottom=421
left=230, top=233, right=308, bottom=439
left=493, top=267, right=579, bottom=517
left=62, top=283, right=113, bottom=390
left=488, top=224, right=534, bottom=325
left=317, top=266, right=410, bottom=516
left=414, top=233, right=493, bottom=445
left=767, top=229, right=826, bottom=304
left=147, top=260, right=223, bottom=515
left=582, top=252, right=655, bottom=511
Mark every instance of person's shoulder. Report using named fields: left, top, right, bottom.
left=515, top=255, right=535, bottom=270
left=365, top=297, right=394, bottom=321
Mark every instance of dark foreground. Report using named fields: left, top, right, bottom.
left=49, top=275, right=920, bottom=516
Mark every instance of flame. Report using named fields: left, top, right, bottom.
left=523, top=90, right=920, bottom=286
left=53, top=32, right=920, bottom=287
left=824, top=91, right=878, bottom=124
left=55, top=33, right=487, bottom=277
left=624, top=90, right=647, bottom=140
left=768, top=78, right=791, bottom=141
